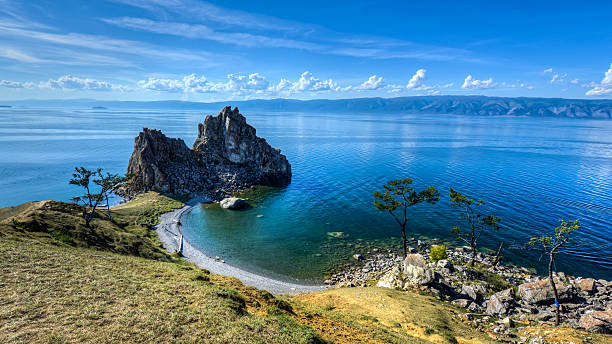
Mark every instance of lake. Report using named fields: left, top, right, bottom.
left=1, top=107, right=611, bottom=281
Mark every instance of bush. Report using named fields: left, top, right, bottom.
left=430, top=245, right=448, bottom=262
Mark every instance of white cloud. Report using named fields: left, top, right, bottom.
left=543, top=68, right=553, bottom=74
left=570, top=78, right=580, bottom=85
left=352, top=75, right=385, bottom=91
left=40, top=75, right=116, bottom=91
left=288, top=71, right=339, bottom=92
left=274, top=78, right=294, bottom=92
left=406, top=69, right=427, bottom=89
left=141, top=73, right=273, bottom=94
left=102, top=17, right=322, bottom=51
left=137, top=77, right=184, bottom=92
left=461, top=75, right=496, bottom=89
left=107, top=1, right=481, bottom=63
left=0, top=79, right=34, bottom=88
left=550, top=73, right=567, bottom=84
left=441, top=83, right=454, bottom=89
left=586, top=63, right=612, bottom=96
left=602, top=63, right=612, bottom=84
left=0, top=47, right=43, bottom=63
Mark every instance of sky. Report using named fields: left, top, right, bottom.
left=0, top=0, right=611, bottom=102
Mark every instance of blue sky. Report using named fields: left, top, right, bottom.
left=0, top=0, right=611, bottom=101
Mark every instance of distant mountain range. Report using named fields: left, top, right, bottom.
left=4, top=96, right=612, bottom=119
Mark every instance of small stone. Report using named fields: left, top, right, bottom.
left=436, top=259, right=453, bottom=270
left=353, top=254, right=363, bottom=261
left=452, top=299, right=471, bottom=308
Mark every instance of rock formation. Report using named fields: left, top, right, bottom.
left=121, top=106, right=291, bottom=198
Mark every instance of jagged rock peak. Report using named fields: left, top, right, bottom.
left=121, top=107, right=291, bottom=198
left=193, top=106, right=291, bottom=187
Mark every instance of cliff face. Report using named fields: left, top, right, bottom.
left=121, top=107, right=291, bottom=198
left=192, top=106, right=291, bottom=188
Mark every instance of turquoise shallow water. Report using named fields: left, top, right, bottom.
left=1, top=107, right=611, bottom=281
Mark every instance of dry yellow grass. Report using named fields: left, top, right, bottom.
left=294, top=287, right=496, bottom=344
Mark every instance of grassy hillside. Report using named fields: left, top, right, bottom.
left=0, top=192, right=183, bottom=260
left=1, top=193, right=608, bottom=343
left=0, top=237, right=324, bottom=343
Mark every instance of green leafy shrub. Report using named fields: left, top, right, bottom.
left=430, top=245, right=448, bottom=262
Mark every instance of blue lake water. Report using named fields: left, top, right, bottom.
left=1, top=107, right=611, bottom=281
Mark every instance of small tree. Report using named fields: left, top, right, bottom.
left=374, top=178, right=440, bottom=257
left=70, top=167, right=125, bottom=227
left=449, top=188, right=501, bottom=266
left=529, top=219, right=581, bottom=326
left=95, top=172, right=127, bottom=222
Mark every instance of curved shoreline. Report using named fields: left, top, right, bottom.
left=155, top=202, right=327, bottom=296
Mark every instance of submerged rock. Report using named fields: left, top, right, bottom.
left=121, top=106, right=291, bottom=198
left=220, top=197, right=246, bottom=209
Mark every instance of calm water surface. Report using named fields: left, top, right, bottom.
left=1, top=107, right=611, bottom=281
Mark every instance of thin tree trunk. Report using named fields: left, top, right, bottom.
left=401, top=226, right=407, bottom=258
left=493, top=241, right=504, bottom=266
left=469, top=210, right=476, bottom=266
left=470, top=244, right=476, bottom=266
left=106, top=195, right=113, bottom=222
left=549, top=248, right=561, bottom=326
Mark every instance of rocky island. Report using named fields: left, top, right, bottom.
left=120, top=106, right=291, bottom=199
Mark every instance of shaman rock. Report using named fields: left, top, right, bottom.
left=121, top=107, right=291, bottom=198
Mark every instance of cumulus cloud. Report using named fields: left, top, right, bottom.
left=0, top=80, right=34, bottom=88
left=406, top=69, right=427, bottom=89
left=40, top=75, right=116, bottom=91
left=586, top=63, right=612, bottom=96
left=138, top=73, right=271, bottom=94
left=461, top=75, right=496, bottom=90
left=351, top=75, right=385, bottom=91
left=137, top=77, right=184, bottom=92
left=289, top=71, right=339, bottom=92
left=223, top=73, right=270, bottom=92
left=137, top=71, right=340, bottom=96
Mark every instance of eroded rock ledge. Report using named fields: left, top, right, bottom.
left=120, top=106, right=291, bottom=198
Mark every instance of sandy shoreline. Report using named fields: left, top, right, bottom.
left=155, top=202, right=327, bottom=296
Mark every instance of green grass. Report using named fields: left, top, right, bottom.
left=0, top=192, right=183, bottom=261
left=0, top=237, right=326, bottom=344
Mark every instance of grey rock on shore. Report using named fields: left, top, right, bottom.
left=220, top=197, right=246, bottom=209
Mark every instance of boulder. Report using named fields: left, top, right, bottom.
left=462, top=284, right=487, bottom=301
left=220, top=197, right=246, bottom=209
left=121, top=106, right=291, bottom=198
left=376, top=266, right=402, bottom=289
left=576, top=278, right=597, bottom=294
left=487, top=288, right=513, bottom=316
left=518, top=278, right=573, bottom=304
left=402, top=254, right=435, bottom=285
left=578, top=310, right=612, bottom=334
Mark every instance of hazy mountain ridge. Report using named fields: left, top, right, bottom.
left=4, top=96, right=612, bottom=118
